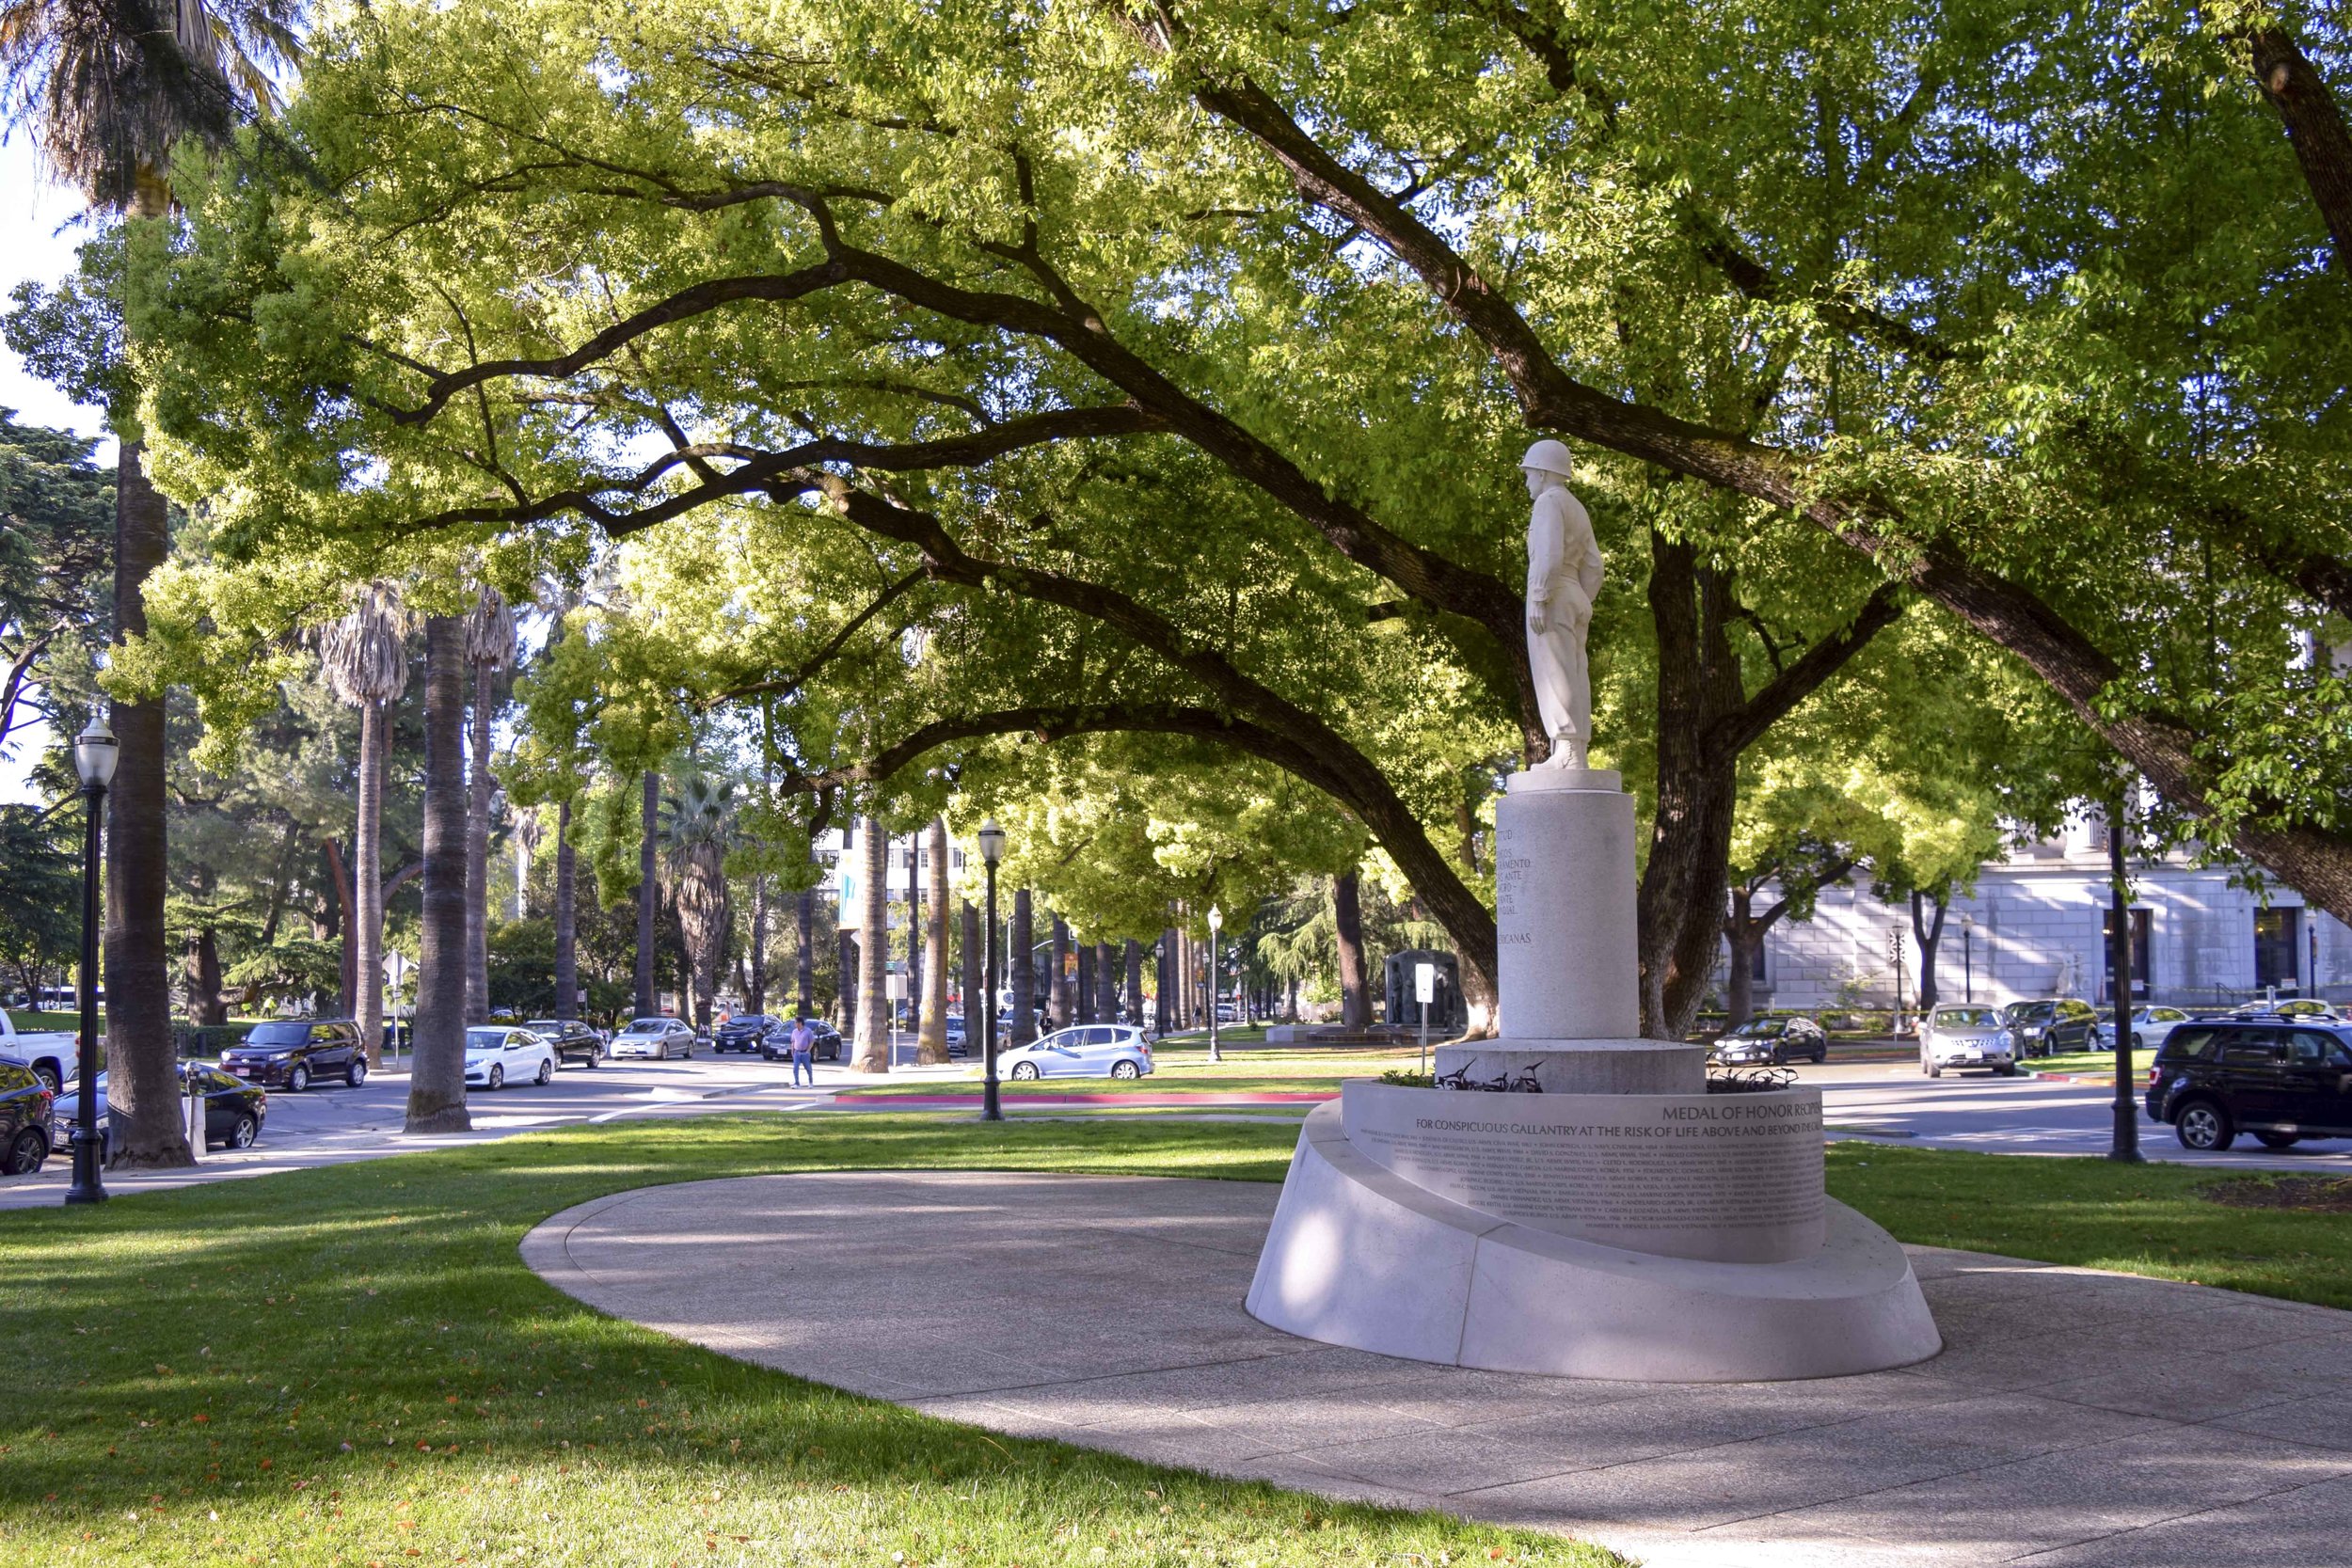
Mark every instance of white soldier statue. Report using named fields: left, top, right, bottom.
left=1521, top=439, right=1602, bottom=770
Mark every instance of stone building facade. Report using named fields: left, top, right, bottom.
left=1741, top=812, right=2352, bottom=1012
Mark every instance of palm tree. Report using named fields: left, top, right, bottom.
left=509, top=800, right=540, bottom=921
left=916, top=816, right=949, bottom=1064
left=405, top=614, right=470, bottom=1132
left=319, top=582, right=411, bottom=1068
left=635, top=770, right=659, bottom=1017
left=660, top=772, right=738, bottom=1032
left=461, top=585, right=514, bottom=1024
left=851, top=817, right=890, bottom=1071
left=0, top=0, right=299, bottom=1167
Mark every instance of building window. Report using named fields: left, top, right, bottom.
left=1751, top=939, right=1768, bottom=984
left=2102, top=909, right=2150, bottom=999
left=2255, top=908, right=2302, bottom=990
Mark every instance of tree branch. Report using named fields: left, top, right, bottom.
left=716, top=568, right=929, bottom=706
left=1711, top=581, right=1906, bottom=755
left=2249, top=24, right=2352, bottom=280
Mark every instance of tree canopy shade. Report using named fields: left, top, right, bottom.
left=127, top=0, right=2352, bottom=1028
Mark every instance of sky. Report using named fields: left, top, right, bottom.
left=0, top=135, right=119, bottom=806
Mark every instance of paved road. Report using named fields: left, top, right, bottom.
left=6, top=1049, right=2344, bottom=1211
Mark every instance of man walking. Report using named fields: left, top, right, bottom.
left=789, top=1015, right=816, bottom=1087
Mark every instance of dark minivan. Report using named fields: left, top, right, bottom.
left=2002, top=998, right=2099, bottom=1058
left=0, top=1061, right=54, bottom=1174
left=2145, top=1017, right=2352, bottom=1151
left=220, top=1019, right=369, bottom=1091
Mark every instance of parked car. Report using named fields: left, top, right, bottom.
left=220, top=1019, right=369, bottom=1090
left=611, top=1017, right=696, bottom=1059
left=2095, top=1006, right=2193, bottom=1052
left=50, top=1065, right=263, bottom=1158
left=944, top=1015, right=967, bottom=1056
left=523, top=1019, right=606, bottom=1069
left=711, top=1013, right=779, bottom=1053
left=1919, top=1005, right=2020, bottom=1077
left=2230, top=997, right=2341, bottom=1022
left=2146, top=1017, right=2352, bottom=1151
left=1710, top=1015, right=1829, bottom=1066
left=757, top=1018, right=844, bottom=1063
left=463, top=1026, right=558, bottom=1089
left=0, top=1011, right=74, bottom=1094
left=998, top=1024, right=1155, bottom=1082
left=0, top=1061, right=54, bottom=1173
left=1999, top=998, right=2098, bottom=1058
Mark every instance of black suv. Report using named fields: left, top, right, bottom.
left=2145, top=1017, right=2352, bottom=1151
left=220, top=1019, right=369, bottom=1090
left=712, top=1014, right=779, bottom=1053
left=0, top=1061, right=54, bottom=1174
left=2002, top=998, right=2099, bottom=1058
left=522, top=1019, right=605, bottom=1069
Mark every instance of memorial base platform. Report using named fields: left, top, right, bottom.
left=1247, top=1096, right=1941, bottom=1383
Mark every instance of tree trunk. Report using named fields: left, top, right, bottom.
left=961, top=898, right=981, bottom=1031
left=1911, top=890, right=1947, bottom=1017
left=464, top=661, right=493, bottom=1024
left=1157, top=929, right=1175, bottom=1033
left=188, top=925, right=228, bottom=1027
left=852, top=817, right=891, bottom=1070
left=798, top=889, right=816, bottom=1019
left=837, top=931, right=856, bottom=1027
left=324, top=837, right=356, bottom=1015
left=101, top=437, right=186, bottom=1165
left=916, top=817, right=950, bottom=1062
left=1724, top=886, right=1761, bottom=1028
left=634, top=769, right=659, bottom=1017
left=1120, top=940, right=1139, bottom=1024
left=1075, top=940, right=1096, bottom=1023
left=353, top=696, right=388, bottom=1066
left=405, top=616, right=472, bottom=1132
left=1333, top=871, right=1372, bottom=1031
left=1009, top=888, right=1038, bottom=1046
left=745, top=871, right=769, bottom=1014
left=554, top=800, right=578, bottom=1020
left=1048, top=914, right=1072, bottom=1029
left=903, top=832, right=921, bottom=1038
left=1636, top=539, right=1746, bottom=1041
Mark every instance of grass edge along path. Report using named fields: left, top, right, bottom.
left=10, top=1116, right=2352, bottom=1564
left=0, top=1115, right=1619, bottom=1568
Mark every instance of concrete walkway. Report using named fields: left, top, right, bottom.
left=525, top=1169, right=2352, bottom=1568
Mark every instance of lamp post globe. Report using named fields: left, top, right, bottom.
left=977, top=821, right=1005, bottom=1121
left=65, top=717, right=116, bottom=1205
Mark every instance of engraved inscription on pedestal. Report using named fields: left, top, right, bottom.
left=1340, top=1082, right=1826, bottom=1264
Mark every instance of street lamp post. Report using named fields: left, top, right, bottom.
left=977, top=820, right=1006, bottom=1122
left=1961, top=915, right=1975, bottom=1005
left=2106, top=792, right=2143, bottom=1164
left=66, top=717, right=118, bottom=1206
left=1206, top=907, right=1224, bottom=1065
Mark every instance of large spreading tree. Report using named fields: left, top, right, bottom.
left=128, top=0, right=2352, bottom=1037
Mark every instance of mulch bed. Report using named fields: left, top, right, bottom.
left=2201, top=1176, right=2352, bottom=1213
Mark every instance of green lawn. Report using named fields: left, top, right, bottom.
left=10, top=1116, right=2352, bottom=1568
left=2025, top=1049, right=2153, bottom=1077
left=0, top=1115, right=1616, bottom=1568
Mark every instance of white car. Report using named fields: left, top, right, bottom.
left=1919, top=1005, right=2019, bottom=1078
left=611, top=1017, right=695, bottom=1059
left=463, top=1026, right=557, bottom=1089
left=999, top=1024, right=1154, bottom=1082
left=2096, top=1006, right=2193, bottom=1052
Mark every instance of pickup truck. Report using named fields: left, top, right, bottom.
left=0, top=1012, right=76, bottom=1093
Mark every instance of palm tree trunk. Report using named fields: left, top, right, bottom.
left=1334, top=871, right=1372, bottom=1031
left=355, top=697, right=387, bottom=1066
left=1159, top=928, right=1177, bottom=1033
left=852, top=818, right=891, bottom=1070
left=1049, top=914, right=1073, bottom=1029
left=634, top=770, right=658, bottom=1017
left=903, top=832, right=921, bottom=1036
left=961, top=898, right=980, bottom=1031
left=746, top=872, right=769, bottom=1014
left=464, top=662, right=493, bottom=1024
left=101, top=436, right=187, bottom=1165
left=405, top=616, right=472, bottom=1132
left=1009, top=889, right=1038, bottom=1046
left=1075, top=941, right=1096, bottom=1024
left=554, top=800, right=577, bottom=1020
left=1123, top=940, right=1142, bottom=1025
left=918, top=816, right=950, bottom=1063
left=1098, top=941, right=1120, bottom=1024
left=797, top=889, right=815, bottom=1019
